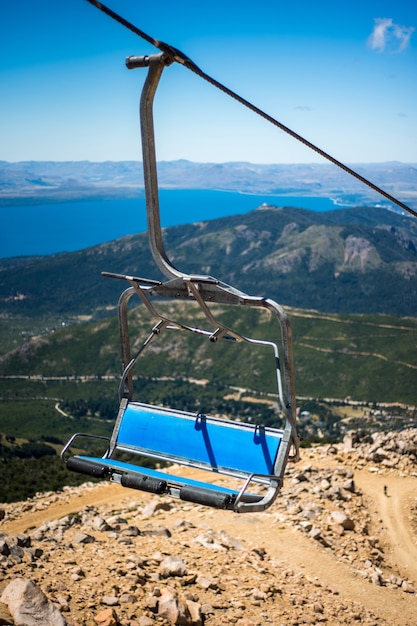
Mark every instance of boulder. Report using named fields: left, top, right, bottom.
left=1, top=578, right=67, bottom=626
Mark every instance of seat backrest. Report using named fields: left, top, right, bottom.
left=113, top=401, right=283, bottom=477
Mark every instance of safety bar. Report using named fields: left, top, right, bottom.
left=103, top=273, right=300, bottom=461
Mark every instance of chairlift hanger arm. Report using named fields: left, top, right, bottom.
left=86, top=0, right=416, bottom=219
left=137, top=53, right=184, bottom=279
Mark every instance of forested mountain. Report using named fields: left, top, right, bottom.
left=1, top=205, right=416, bottom=322
left=1, top=193, right=416, bottom=504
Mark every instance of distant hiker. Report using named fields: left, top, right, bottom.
left=383, top=485, right=388, bottom=496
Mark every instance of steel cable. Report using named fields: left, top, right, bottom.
left=86, top=0, right=416, bottom=218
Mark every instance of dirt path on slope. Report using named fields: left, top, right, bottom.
left=2, top=470, right=417, bottom=625
left=354, top=470, right=417, bottom=582
left=1, top=483, right=129, bottom=536
left=200, top=508, right=417, bottom=625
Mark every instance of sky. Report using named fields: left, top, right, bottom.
left=1, top=0, right=416, bottom=165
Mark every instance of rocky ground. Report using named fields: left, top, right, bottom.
left=0, top=429, right=416, bottom=626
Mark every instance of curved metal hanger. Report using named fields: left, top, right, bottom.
left=128, top=52, right=186, bottom=280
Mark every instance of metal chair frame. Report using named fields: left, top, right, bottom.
left=62, top=52, right=300, bottom=512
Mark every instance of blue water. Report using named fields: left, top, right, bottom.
left=0, top=189, right=344, bottom=259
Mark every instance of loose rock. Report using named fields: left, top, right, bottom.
left=1, top=578, right=67, bottom=626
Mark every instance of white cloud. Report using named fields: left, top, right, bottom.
left=368, top=18, right=414, bottom=53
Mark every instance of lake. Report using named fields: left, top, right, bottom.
left=0, top=189, right=347, bottom=258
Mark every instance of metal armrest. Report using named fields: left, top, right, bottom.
left=233, top=473, right=282, bottom=513
left=61, top=433, right=111, bottom=462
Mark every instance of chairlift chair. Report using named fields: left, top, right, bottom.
left=62, top=53, right=300, bottom=513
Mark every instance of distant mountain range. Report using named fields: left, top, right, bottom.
left=1, top=160, right=416, bottom=209
left=1, top=204, right=416, bottom=322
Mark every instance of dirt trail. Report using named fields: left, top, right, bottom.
left=3, top=462, right=417, bottom=625
left=1, top=483, right=128, bottom=536
left=192, top=499, right=417, bottom=626
left=354, top=470, right=417, bottom=582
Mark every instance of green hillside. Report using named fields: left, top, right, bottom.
left=1, top=302, right=416, bottom=404
left=1, top=301, right=415, bottom=503
left=1, top=203, right=416, bottom=504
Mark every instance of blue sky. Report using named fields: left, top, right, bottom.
left=1, top=0, right=416, bottom=164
